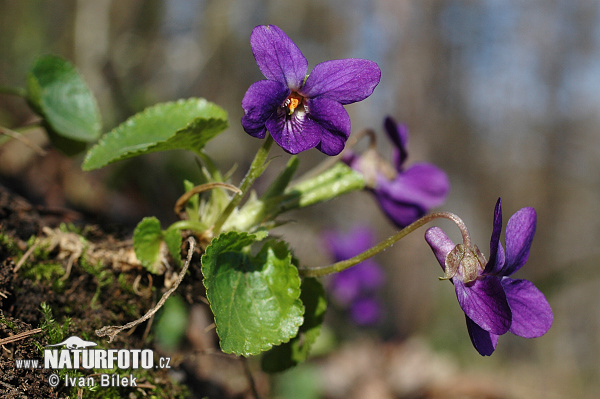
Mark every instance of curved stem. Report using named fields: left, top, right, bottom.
left=0, top=86, right=27, bottom=97
left=174, top=182, right=241, bottom=217
left=0, top=125, right=47, bottom=155
left=212, top=135, right=274, bottom=234
left=169, top=220, right=209, bottom=232
left=298, top=211, right=471, bottom=277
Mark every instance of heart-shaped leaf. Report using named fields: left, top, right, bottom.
left=133, top=217, right=165, bottom=274
left=164, top=226, right=183, bottom=268
left=261, top=277, right=327, bottom=372
left=201, top=231, right=304, bottom=356
left=27, top=55, right=101, bottom=143
left=82, top=98, right=227, bottom=171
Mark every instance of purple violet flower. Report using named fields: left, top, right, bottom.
left=345, top=116, right=450, bottom=227
left=424, top=198, right=553, bottom=356
left=324, top=227, right=385, bottom=325
left=350, top=298, right=382, bottom=326
left=241, top=25, right=381, bottom=155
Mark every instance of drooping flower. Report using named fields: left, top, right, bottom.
left=324, top=227, right=384, bottom=325
left=424, top=198, right=553, bottom=356
left=241, top=25, right=381, bottom=155
left=345, top=116, right=450, bottom=227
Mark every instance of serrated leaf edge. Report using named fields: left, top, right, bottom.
left=82, top=98, right=227, bottom=171
left=200, top=231, right=304, bottom=356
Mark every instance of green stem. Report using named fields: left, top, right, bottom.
left=169, top=220, right=209, bottom=232
left=222, top=162, right=365, bottom=232
left=0, top=86, right=27, bottom=97
left=298, top=211, right=471, bottom=277
left=212, top=135, right=274, bottom=234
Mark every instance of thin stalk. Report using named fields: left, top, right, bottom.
left=212, top=135, right=274, bottom=234
left=169, top=220, right=209, bottom=232
left=298, top=211, right=471, bottom=277
left=0, top=126, right=47, bottom=155
left=173, top=182, right=241, bottom=217
left=0, top=85, right=27, bottom=97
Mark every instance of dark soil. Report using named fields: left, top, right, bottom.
left=0, top=184, right=260, bottom=399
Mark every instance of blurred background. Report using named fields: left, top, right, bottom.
left=1, top=1, right=600, bottom=398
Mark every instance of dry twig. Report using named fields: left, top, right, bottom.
left=95, top=237, right=196, bottom=342
left=0, top=328, right=43, bottom=346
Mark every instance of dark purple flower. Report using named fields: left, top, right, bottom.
left=424, top=198, right=553, bottom=356
left=324, top=227, right=385, bottom=325
left=345, top=117, right=450, bottom=227
left=241, top=25, right=381, bottom=155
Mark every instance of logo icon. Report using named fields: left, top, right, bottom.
left=45, top=336, right=98, bottom=350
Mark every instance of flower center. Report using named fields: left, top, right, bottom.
left=283, top=92, right=304, bottom=115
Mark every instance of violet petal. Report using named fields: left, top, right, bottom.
left=466, top=315, right=499, bottom=356
left=502, top=278, right=553, bottom=338
left=265, top=108, right=321, bottom=154
left=324, top=226, right=374, bottom=260
left=307, top=97, right=351, bottom=156
left=354, top=261, right=385, bottom=292
left=376, top=193, right=423, bottom=229
left=250, top=25, right=308, bottom=90
left=241, top=80, right=289, bottom=138
left=374, top=163, right=450, bottom=227
left=329, top=271, right=362, bottom=305
left=383, top=116, right=409, bottom=168
left=424, top=227, right=455, bottom=272
left=302, top=59, right=381, bottom=105
left=350, top=297, right=381, bottom=325
left=454, top=276, right=511, bottom=335
left=502, top=207, right=537, bottom=276
left=484, top=198, right=504, bottom=275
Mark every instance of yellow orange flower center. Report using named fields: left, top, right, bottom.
left=284, top=92, right=304, bottom=114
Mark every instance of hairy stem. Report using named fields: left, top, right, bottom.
left=212, top=135, right=274, bottom=234
left=298, top=211, right=471, bottom=277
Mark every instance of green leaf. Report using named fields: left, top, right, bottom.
left=261, top=278, right=327, bottom=372
left=164, top=226, right=183, bottom=268
left=82, top=98, right=228, bottom=171
left=201, top=231, right=304, bottom=356
left=133, top=217, right=164, bottom=274
left=182, top=180, right=200, bottom=221
left=154, top=295, right=188, bottom=350
left=27, top=55, right=101, bottom=142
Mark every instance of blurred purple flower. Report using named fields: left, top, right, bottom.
left=424, top=198, right=553, bottom=356
left=350, top=298, right=382, bottom=326
left=324, top=227, right=384, bottom=325
left=345, top=117, right=450, bottom=228
left=241, top=25, right=381, bottom=155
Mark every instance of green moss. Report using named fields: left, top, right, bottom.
left=0, top=314, right=18, bottom=331
left=39, top=302, right=70, bottom=345
left=21, top=261, right=65, bottom=282
left=0, top=231, right=23, bottom=257
left=79, top=256, right=114, bottom=308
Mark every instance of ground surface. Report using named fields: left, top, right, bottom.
left=0, top=184, right=258, bottom=399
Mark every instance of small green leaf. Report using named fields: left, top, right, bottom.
left=164, top=226, right=183, bottom=268
left=27, top=55, right=101, bottom=142
left=183, top=180, right=200, bottom=221
left=82, top=98, right=228, bottom=171
left=201, top=231, right=304, bottom=356
left=261, top=278, right=327, bottom=372
left=133, top=217, right=164, bottom=274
